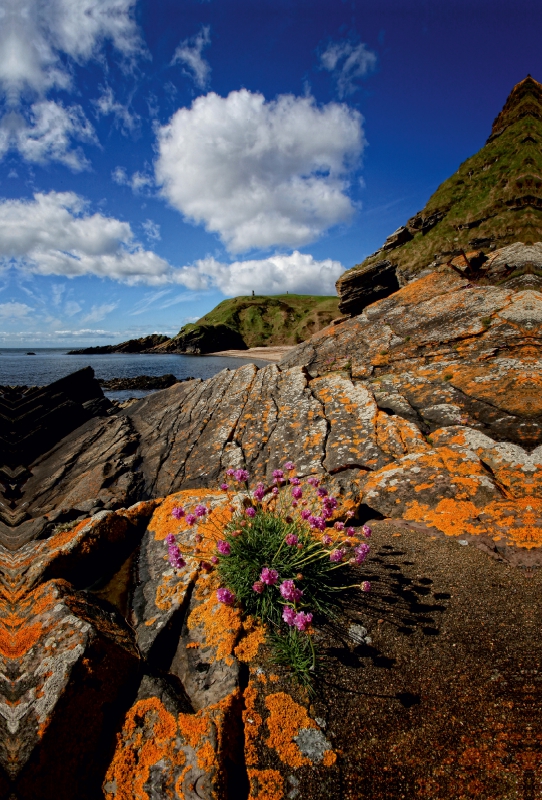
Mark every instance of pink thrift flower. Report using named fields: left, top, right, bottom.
left=282, top=606, right=296, bottom=626
left=284, top=461, right=295, bottom=470
left=272, top=487, right=279, bottom=495
left=260, top=567, right=279, bottom=586
left=272, top=469, right=284, bottom=480
left=217, top=540, right=231, bottom=555
left=294, top=611, right=313, bottom=631
left=194, top=505, right=208, bottom=517
left=346, top=527, right=356, bottom=536
left=234, top=469, right=250, bottom=482
left=290, top=476, right=301, bottom=485
left=245, top=507, right=256, bottom=518
left=280, top=579, right=303, bottom=602
left=185, top=514, right=196, bottom=526
left=220, top=483, right=229, bottom=491
left=362, top=525, right=372, bottom=538
left=216, top=588, right=235, bottom=605
left=345, top=510, right=355, bottom=519
left=317, top=487, right=328, bottom=497
left=171, top=507, right=185, bottom=520
left=211, top=556, right=219, bottom=564
left=253, top=488, right=265, bottom=501
left=226, top=468, right=235, bottom=476
left=330, top=548, right=345, bottom=562
left=291, top=500, right=298, bottom=508
left=300, top=509, right=311, bottom=520
left=292, top=487, right=303, bottom=500
left=322, top=534, right=333, bottom=546
left=165, top=533, right=176, bottom=545
left=252, top=581, right=265, bottom=594
left=307, top=476, right=320, bottom=487
left=334, top=521, right=345, bottom=531
left=201, top=561, right=213, bottom=572
left=285, top=533, right=299, bottom=546
left=361, top=581, right=371, bottom=592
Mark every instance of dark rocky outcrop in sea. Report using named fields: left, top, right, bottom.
left=0, top=77, right=541, bottom=799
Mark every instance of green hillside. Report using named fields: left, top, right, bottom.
left=339, top=75, right=542, bottom=291
left=155, top=294, right=340, bottom=353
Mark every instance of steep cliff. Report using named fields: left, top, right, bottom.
left=338, top=74, right=542, bottom=315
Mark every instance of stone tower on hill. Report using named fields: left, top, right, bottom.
left=337, top=75, right=542, bottom=315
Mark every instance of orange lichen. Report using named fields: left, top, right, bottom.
left=264, top=692, right=317, bottom=768
left=247, top=768, right=284, bottom=800
left=104, top=697, right=184, bottom=800
left=234, top=620, right=266, bottom=663
left=177, top=714, right=209, bottom=749
left=322, top=750, right=337, bottom=766
left=243, top=682, right=263, bottom=766
left=187, top=573, right=243, bottom=664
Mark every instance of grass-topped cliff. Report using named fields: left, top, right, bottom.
left=153, top=294, right=340, bottom=353
left=337, top=75, right=542, bottom=313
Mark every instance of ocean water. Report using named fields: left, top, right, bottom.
left=0, top=348, right=269, bottom=400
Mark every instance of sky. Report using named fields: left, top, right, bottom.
left=0, top=0, right=540, bottom=346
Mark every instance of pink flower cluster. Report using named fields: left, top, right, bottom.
left=279, top=579, right=303, bottom=602
left=217, top=588, right=235, bottom=605
left=171, top=506, right=184, bottom=520
left=352, top=542, right=370, bottom=565
left=217, top=540, right=231, bottom=556
left=166, top=533, right=186, bottom=570
left=226, top=468, right=250, bottom=482
left=282, top=607, right=313, bottom=631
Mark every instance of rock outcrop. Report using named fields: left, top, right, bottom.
left=337, top=75, right=542, bottom=315
left=68, top=334, right=170, bottom=355
left=1, top=78, right=542, bottom=798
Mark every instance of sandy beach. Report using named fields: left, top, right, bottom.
left=205, top=345, right=295, bottom=362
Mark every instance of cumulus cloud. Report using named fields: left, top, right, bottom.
left=0, top=0, right=143, bottom=166
left=319, top=39, right=377, bottom=98
left=0, top=0, right=143, bottom=103
left=0, top=191, right=172, bottom=285
left=0, top=301, right=33, bottom=319
left=93, top=86, right=139, bottom=133
left=142, top=219, right=161, bottom=241
left=112, top=165, right=154, bottom=193
left=155, top=89, right=364, bottom=252
left=171, top=25, right=211, bottom=90
left=15, top=100, right=97, bottom=170
left=173, top=251, right=343, bottom=296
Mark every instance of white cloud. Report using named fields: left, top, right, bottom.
left=0, top=0, right=143, bottom=103
left=0, top=191, right=173, bottom=285
left=173, top=251, right=343, bottom=296
left=16, top=100, right=97, bottom=170
left=93, top=86, right=139, bottom=133
left=155, top=89, right=364, bottom=253
left=112, top=165, right=154, bottom=193
left=51, top=283, right=65, bottom=306
left=82, top=301, right=118, bottom=322
left=171, top=25, right=211, bottom=90
left=320, top=39, right=377, bottom=98
left=0, top=0, right=143, bottom=166
left=64, top=299, right=82, bottom=316
left=142, top=219, right=161, bottom=241
left=0, top=301, right=33, bottom=318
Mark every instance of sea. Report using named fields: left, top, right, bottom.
left=0, top=348, right=269, bottom=402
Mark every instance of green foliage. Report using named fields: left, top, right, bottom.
left=268, top=627, right=316, bottom=689
left=173, top=294, right=340, bottom=349
left=217, top=510, right=345, bottom=628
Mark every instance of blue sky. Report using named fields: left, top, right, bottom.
left=0, top=0, right=539, bottom=346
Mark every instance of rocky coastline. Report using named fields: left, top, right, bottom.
left=0, top=76, right=541, bottom=799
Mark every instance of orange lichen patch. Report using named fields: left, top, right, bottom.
left=147, top=489, right=228, bottom=542
left=264, top=692, right=317, bottom=768
left=154, top=563, right=198, bottom=612
left=243, top=682, right=263, bottom=766
left=247, top=768, right=284, bottom=800
left=376, top=411, right=429, bottom=458
left=234, top=620, right=266, bottom=663
left=46, top=518, right=89, bottom=549
left=187, top=573, right=243, bottom=664
left=119, top=499, right=161, bottom=525
left=381, top=268, right=466, bottom=309
left=322, top=750, right=337, bottom=766
left=104, top=697, right=184, bottom=800
left=177, top=714, right=209, bottom=749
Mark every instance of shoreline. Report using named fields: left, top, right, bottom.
left=204, top=345, right=295, bottom=363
